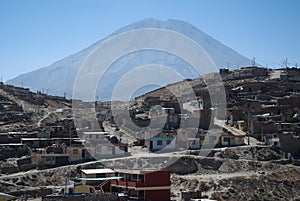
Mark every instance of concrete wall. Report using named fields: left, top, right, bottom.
left=42, top=193, right=118, bottom=201
left=221, top=136, right=244, bottom=146
left=181, top=191, right=202, bottom=201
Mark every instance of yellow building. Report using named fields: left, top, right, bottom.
left=68, top=145, right=94, bottom=162
left=64, top=169, right=122, bottom=196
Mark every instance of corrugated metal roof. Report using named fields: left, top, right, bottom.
left=0, top=192, right=14, bottom=197
left=72, top=176, right=122, bottom=181
left=114, top=169, right=160, bottom=175
left=81, top=168, right=114, bottom=174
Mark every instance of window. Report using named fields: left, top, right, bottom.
left=167, top=140, right=172, bottom=145
left=43, top=156, right=52, bottom=161
left=191, top=140, right=196, bottom=145
left=131, top=174, right=138, bottom=181
left=125, top=174, right=130, bottom=181
left=138, top=190, right=144, bottom=197
left=157, top=140, right=162, bottom=146
left=223, top=137, right=230, bottom=142
left=138, top=175, right=144, bottom=182
left=73, top=149, right=78, bottom=155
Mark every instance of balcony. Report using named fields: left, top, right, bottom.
left=111, top=179, right=146, bottom=188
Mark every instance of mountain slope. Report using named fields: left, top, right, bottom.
left=7, top=18, right=252, bottom=100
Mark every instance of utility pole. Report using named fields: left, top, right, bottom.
left=261, top=124, right=264, bottom=143
left=247, top=112, right=250, bottom=145
left=252, top=57, right=256, bottom=66
left=69, top=120, right=72, bottom=149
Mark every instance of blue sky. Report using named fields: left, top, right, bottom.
left=0, top=0, right=299, bottom=81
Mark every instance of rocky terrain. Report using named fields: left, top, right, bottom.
left=0, top=83, right=71, bottom=132
left=0, top=145, right=299, bottom=200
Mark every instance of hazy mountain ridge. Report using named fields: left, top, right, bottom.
left=7, top=18, right=252, bottom=100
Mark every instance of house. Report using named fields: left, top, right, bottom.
left=82, top=131, right=111, bottom=140
left=82, top=131, right=128, bottom=158
left=34, top=152, right=69, bottom=168
left=31, top=142, right=96, bottom=167
left=214, top=118, right=246, bottom=147
left=68, top=144, right=94, bottom=162
left=180, top=110, right=212, bottom=130
left=0, top=132, right=37, bottom=144
left=31, top=145, right=69, bottom=168
left=176, top=128, right=221, bottom=150
left=144, top=132, right=176, bottom=152
left=0, top=143, right=29, bottom=160
left=64, top=168, right=121, bottom=196
left=279, top=132, right=300, bottom=157
left=187, top=132, right=221, bottom=150
left=147, top=107, right=179, bottom=130
left=111, top=169, right=170, bottom=201
left=220, top=127, right=245, bottom=147
left=94, top=143, right=128, bottom=158
left=80, top=168, right=115, bottom=187
left=21, top=138, right=80, bottom=148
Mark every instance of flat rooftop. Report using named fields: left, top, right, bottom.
left=114, top=169, right=163, bottom=175
left=81, top=168, right=114, bottom=175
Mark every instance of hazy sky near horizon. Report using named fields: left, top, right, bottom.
left=0, top=0, right=299, bottom=81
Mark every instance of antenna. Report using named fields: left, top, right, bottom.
left=281, top=58, right=289, bottom=68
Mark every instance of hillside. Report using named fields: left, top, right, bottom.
left=0, top=83, right=71, bottom=132
left=0, top=146, right=299, bottom=200
left=1, top=67, right=300, bottom=200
